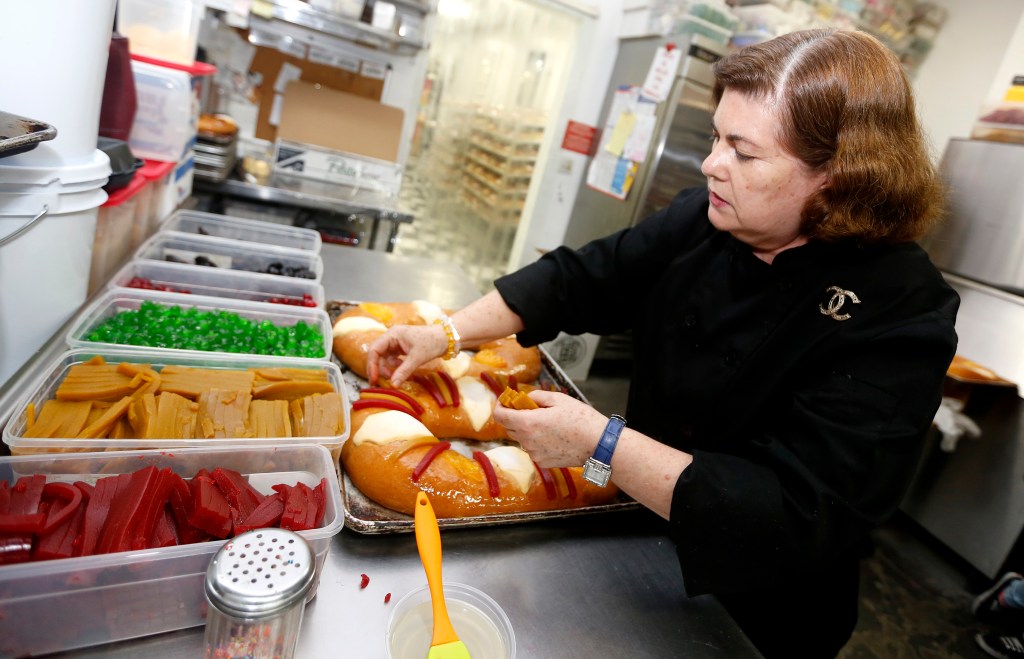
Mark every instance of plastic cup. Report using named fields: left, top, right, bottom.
left=386, top=582, right=516, bottom=659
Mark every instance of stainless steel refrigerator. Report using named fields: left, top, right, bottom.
left=562, top=32, right=725, bottom=359
left=563, top=32, right=724, bottom=249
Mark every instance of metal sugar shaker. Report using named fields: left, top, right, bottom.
left=203, top=528, right=317, bottom=659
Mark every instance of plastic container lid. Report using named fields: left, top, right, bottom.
left=0, top=149, right=111, bottom=216
left=131, top=53, right=216, bottom=77
left=102, top=169, right=149, bottom=207
left=140, top=158, right=176, bottom=181
left=0, top=148, right=111, bottom=189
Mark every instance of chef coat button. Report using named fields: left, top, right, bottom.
left=684, top=314, right=697, bottom=327
left=723, top=353, right=736, bottom=367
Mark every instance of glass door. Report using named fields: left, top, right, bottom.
left=395, top=0, right=583, bottom=292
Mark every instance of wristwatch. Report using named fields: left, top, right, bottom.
left=582, top=414, right=626, bottom=487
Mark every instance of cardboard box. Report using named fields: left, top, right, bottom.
left=277, top=80, right=404, bottom=162
left=249, top=44, right=385, bottom=144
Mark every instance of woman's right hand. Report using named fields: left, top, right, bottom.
left=366, top=323, right=448, bottom=386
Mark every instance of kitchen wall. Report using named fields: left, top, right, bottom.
left=911, top=0, right=1024, bottom=162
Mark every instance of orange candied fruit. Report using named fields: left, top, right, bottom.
left=473, top=349, right=508, bottom=368
left=358, top=302, right=394, bottom=325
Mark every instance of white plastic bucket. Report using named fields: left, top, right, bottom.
left=0, top=0, right=117, bottom=167
left=0, top=150, right=111, bottom=386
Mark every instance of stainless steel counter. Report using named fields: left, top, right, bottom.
left=194, top=174, right=414, bottom=252
left=4, top=245, right=759, bottom=658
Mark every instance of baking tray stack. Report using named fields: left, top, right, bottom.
left=193, top=123, right=237, bottom=183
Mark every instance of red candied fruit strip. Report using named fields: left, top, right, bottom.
left=412, top=374, right=446, bottom=408
left=479, top=372, right=503, bottom=397
left=559, top=468, right=577, bottom=500
left=436, top=371, right=460, bottom=407
left=0, top=513, right=45, bottom=533
left=361, top=387, right=426, bottom=416
left=234, top=493, right=284, bottom=534
left=39, top=482, right=83, bottom=534
left=352, top=398, right=417, bottom=417
left=411, top=441, right=451, bottom=482
left=472, top=451, right=500, bottom=498
left=532, top=461, right=557, bottom=500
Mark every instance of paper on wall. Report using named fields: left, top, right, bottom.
left=642, top=44, right=681, bottom=103
left=269, top=93, right=285, bottom=127
left=273, top=62, right=303, bottom=94
left=604, top=111, right=637, bottom=157
left=623, top=113, right=656, bottom=163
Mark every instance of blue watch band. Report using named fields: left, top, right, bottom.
left=593, top=414, right=626, bottom=465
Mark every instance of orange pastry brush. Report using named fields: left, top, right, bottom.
left=414, top=491, right=471, bottom=659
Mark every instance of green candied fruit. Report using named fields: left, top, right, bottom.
left=82, top=302, right=325, bottom=358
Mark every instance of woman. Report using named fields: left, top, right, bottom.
left=368, top=29, right=959, bottom=657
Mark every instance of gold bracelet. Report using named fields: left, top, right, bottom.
left=434, top=315, right=461, bottom=360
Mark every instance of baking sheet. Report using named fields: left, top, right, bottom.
left=0, top=111, right=56, bottom=158
left=327, top=300, right=640, bottom=534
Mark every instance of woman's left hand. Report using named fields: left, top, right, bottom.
left=492, top=390, right=610, bottom=467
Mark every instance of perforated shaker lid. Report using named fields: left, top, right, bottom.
left=205, top=529, right=316, bottom=620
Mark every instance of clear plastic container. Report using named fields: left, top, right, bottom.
left=65, top=288, right=333, bottom=361
left=108, top=258, right=327, bottom=308
left=134, top=231, right=324, bottom=282
left=386, top=583, right=516, bottom=659
left=118, top=0, right=206, bottom=66
left=730, top=3, right=803, bottom=35
left=675, top=14, right=734, bottom=44
left=161, top=210, right=323, bottom=252
left=0, top=444, right=343, bottom=657
left=2, top=347, right=349, bottom=456
left=129, top=60, right=196, bottom=162
left=90, top=170, right=150, bottom=295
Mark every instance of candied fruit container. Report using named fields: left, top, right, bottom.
left=160, top=209, right=323, bottom=252
left=135, top=231, right=324, bottom=282
left=108, top=258, right=326, bottom=308
left=66, top=287, right=333, bottom=362
left=2, top=347, right=350, bottom=458
left=0, top=444, right=343, bottom=657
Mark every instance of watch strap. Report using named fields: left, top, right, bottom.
left=592, top=414, right=626, bottom=465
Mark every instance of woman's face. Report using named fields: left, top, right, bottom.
left=701, top=88, right=827, bottom=263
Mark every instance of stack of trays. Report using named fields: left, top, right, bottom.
left=194, top=114, right=238, bottom=183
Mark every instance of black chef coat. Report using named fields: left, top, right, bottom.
left=495, top=186, right=959, bottom=656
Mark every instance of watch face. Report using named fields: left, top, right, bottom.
left=582, top=458, right=612, bottom=487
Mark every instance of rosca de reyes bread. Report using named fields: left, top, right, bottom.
left=331, top=300, right=542, bottom=384
left=350, top=374, right=527, bottom=441
left=341, top=410, right=620, bottom=517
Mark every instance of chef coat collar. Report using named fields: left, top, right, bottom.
left=728, top=234, right=851, bottom=271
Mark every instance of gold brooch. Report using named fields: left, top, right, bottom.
left=819, top=286, right=860, bottom=321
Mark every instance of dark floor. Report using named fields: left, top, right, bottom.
left=576, top=358, right=1001, bottom=659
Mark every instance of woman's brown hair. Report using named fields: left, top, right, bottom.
left=711, top=29, right=944, bottom=244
